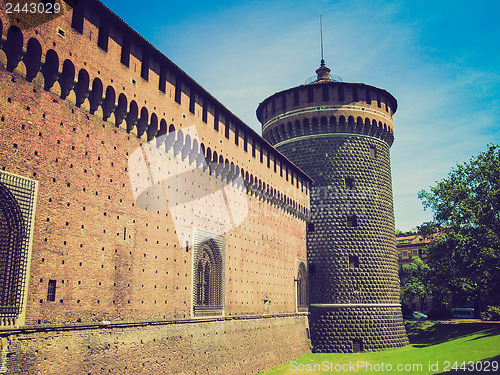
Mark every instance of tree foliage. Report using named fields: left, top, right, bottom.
left=416, top=221, right=441, bottom=239
left=418, top=145, right=500, bottom=233
left=401, top=257, right=431, bottom=312
left=418, top=145, right=500, bottom=315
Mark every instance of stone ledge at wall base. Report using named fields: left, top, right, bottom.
left=0, top=313, right=310, bottom=375
left=0, top=312, right=309, bottom=334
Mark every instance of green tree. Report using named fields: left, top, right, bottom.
left=417, top=221, right=441, bottom=240
left=418, top=145, right=500, bottom=317
left=401, top=257, right=431, bottom=312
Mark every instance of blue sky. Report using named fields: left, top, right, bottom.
left=101, top=0, right=500, bottom=231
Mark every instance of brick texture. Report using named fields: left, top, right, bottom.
left=0, top=1, right=311, bottom=373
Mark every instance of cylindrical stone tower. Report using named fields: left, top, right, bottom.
left=257, top=61, right=409, bottom=353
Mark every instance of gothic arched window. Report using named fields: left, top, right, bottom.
left=0, top=172, right=38, bottom=326
left=0, top=182, right=25, bottom=316
left=196, top=250, right=213, bottom=306
left=193, top=234, right=224, bottom=317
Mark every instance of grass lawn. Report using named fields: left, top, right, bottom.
left=258, top=320, right=500, bottom=374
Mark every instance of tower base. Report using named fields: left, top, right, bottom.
left=309, top=305, right=409, bottom=353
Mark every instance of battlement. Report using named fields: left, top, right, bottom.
left=0, top=0, right=312, bottom=202
left=257, top=81, right=396, bottom=147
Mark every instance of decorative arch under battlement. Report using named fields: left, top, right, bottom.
left=0, top=5, right=311, bottom=202
left=257, top=81, right=397, bottom=147
left=0, top=22, right=311, bottom=219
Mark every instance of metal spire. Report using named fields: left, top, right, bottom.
left=320, top=15, right=325, bottom=66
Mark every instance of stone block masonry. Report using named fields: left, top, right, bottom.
left=257, top=65, right=409, bottom=352
left=2, top=314, right=309, bottom=374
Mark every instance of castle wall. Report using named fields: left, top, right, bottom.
left=0, top=1, right=312, bottom=372
left=2, top=314, right=309, bottom=375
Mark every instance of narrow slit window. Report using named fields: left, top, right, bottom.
left=202, top=100, right=208, bottom=123
left=296, top=262, right=308, bottom=310
left=353, top=340, right=363, bottom=353
left=338, top=85, right=345, bottom=101
left=214, top=112, right=219, bottom=131
left=189, top=89, right=195, bottom=114
left=97, top=22, right=109, bottom=52
left=322, top=86, right=329, bottom=102
left=369, top=146, right=377, bottom=159
left=307, top=87, right=314, bottom=103
left=71, top=1, right=84, bottom=33
left=349, top=255, right=359, bottom=269
left=175, top=77, right=182, bottom=104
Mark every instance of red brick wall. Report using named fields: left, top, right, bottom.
left=0, top=67, right=308, bottom=322
left=0, top=1, right=309, bottom=325
left=0, top=3, right=311, bottom=371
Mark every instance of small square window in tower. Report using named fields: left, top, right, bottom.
left=192, top=229, right=225, bottom=317
left=347, top=214, right=358, bottom=228
left=369, top=146, right=377, bottom=159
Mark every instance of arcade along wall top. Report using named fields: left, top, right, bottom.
left=0, top=0, right=313, bottom=188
